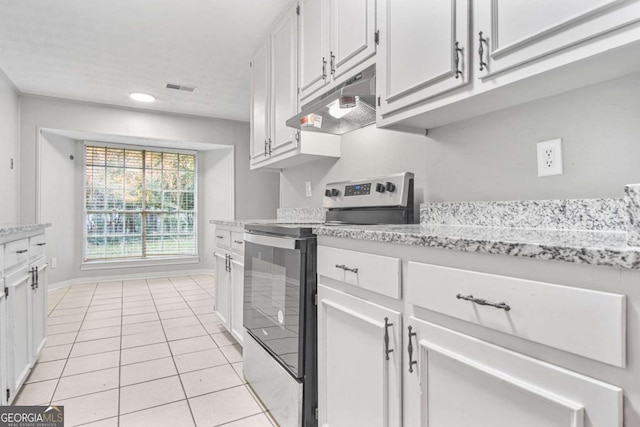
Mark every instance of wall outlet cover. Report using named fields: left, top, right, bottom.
left=305, top=181, right=312, bottom=198
left=537, top=138, right=563, bottom=177
left=51, top=257, right=57, bottom=269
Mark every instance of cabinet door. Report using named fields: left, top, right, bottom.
left=229, top=257, right=245, bottom=346
left=377, top=0, right=470, bottom=118
left=474, top=0, right=640, bottom=81
left=5, top=267, right=32, bottom=401
left=214, top=252, right=231, bottom=329
left=299, top=0, right=331, bottom=101
left=250, top=42, right=270, bottom=167
left=330, top=0, right=376, bottom=79
left=30, top=260, right=47, bottom=360
left=404, top=318, right=622, bottom=427
left=270, top=8, right=299, bottom=157
left=0, top=287, right=7, bottom=406
left=317, top=284, right=402, bottom=427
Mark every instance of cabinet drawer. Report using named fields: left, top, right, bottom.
left=407, top=262, right=626, bottom=367
left=214, top=229, right=231, bottom=249
left=29, top=234, right=46, bottom=260
left=231, top=232, right=244, bottom=254
left=4, top=239, right=30, bottom=272
left=318, top=246, right=401, bottom=299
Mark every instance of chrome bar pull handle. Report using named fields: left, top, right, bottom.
left=330, top=51, right=335, bottom=76
left=264, top=140, right=268, bottom=156
left=384, top=317, right=394, bottom=361
left=456, top=293, right=511, bottom=311
left=335, top=264, right=358, bottom=274
left=478, top=31, right=488, bottom=71
left=408, top=326, right=417, bottom=373
left=454, top=41, right=463, bottom=79
left=322, top=57, right=327, bottom=80
left=16, top=249, right=28, bottom=254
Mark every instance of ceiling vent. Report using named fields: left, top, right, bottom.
left=166, top=83, right=196, bottom=92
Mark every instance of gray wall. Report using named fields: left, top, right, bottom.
left=0, top=70, right=20, bottom=223
left=19, top=95, right=280, bottom=283
left=281, top=72, right=640, bottom=208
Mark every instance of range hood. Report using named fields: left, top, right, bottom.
left=286, top=65, right=376, bottom=135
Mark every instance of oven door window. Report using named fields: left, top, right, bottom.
left=243, top=238, right=304, bottom=379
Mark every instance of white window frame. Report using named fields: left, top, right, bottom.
left=81, top=141, right=199, bottom=267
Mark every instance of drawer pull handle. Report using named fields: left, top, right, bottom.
left=335, top=264, right=358, bottom=274
left=407, top=325, right=417, bottom=373
left=36, top=243, right=47, bottom=246
left=233, top=240, right=243, bottom=245
left=456, top=293, right=511, bottom=311
left=16, top=249, right=28, bottom=254
left=384, top=317, right=394, bottom=361
left=216, top=236, right=224, bottom=239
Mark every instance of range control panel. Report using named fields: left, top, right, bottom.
left=322, top=172, right=414, bottom=209
left=345, top=183, right=371, bottom=196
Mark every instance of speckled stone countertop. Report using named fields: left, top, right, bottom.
left=0, top=223, right=51, bottom=238
left=312, top=224, right=640, bottom=270
left=209, top=219, right=276, bottom=228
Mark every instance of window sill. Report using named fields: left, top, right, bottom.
left=80, top=256, right=200, bottom=271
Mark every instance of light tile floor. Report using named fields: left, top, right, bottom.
left=14, top=275, right=275, bottom=427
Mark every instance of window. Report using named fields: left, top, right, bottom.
left=84, top=145, right=197, bottom=261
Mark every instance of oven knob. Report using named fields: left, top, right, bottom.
left=375, top=183, right=385, bottom=193
left=331, top=188, right=340, bottom=197
left=385, top=182, right=396, bottom=192
left=325, top=189, right=331, bottom=197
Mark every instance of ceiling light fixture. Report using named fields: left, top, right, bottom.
left=129, top=92, right=155, bottom=103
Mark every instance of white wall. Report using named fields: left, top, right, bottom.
left=0, top=70, right=20, bottom=223
left=20, top=95, right=280, bottom=284
left=281, top=73, right=640, bottom=208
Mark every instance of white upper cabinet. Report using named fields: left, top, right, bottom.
left=377, top=0, right=640, bottom=131
left=377, top=0, right=470, bottom=119
left=299, top=0, right=330, bottom=101
left=250, top=42, right=270, bottom=166
left=250, top=4, right=342, bottom=171
left=474, top=0, right=640, bottom=80
left=299, top=0, right=377, bottom=102
left=270, top=8, right=300, bottom=157
left=330, top=0, right=376, bottom=79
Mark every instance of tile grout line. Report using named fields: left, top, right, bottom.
left=117, top=280, right=124, bottom=427
left=46, top=282, right=100, bottom=407
left=146, top=277, right=199, bottom=427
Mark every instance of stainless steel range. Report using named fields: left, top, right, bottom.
left=242, top=172, right=415, bottom=427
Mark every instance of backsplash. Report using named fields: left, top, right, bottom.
left=420, top=198, right=627, bottom=231
left=277, top=207, right=327, bottom=223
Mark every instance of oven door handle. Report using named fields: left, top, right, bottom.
left=243, top=232, right=302, bottom=250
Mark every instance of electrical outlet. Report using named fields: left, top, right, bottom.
left=537, top=139, right=563, bottom=177
left=51, top=257, right=57, bottom=269
left=305, top=181, right=312, bottom=198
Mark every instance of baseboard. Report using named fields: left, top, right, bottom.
left=48, top=268, right=216, bottom=292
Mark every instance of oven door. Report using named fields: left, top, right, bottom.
left=243, top=232, right=309, bottom=379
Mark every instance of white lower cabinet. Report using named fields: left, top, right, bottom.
left=229, top=257, right=245, bottom=345
left=215, top=251, right=231, bottom=329
left=29, top=257, right=48, bottom=360
left=5, top=266, right=32, bottom=403
left=214, top=245, right=245, bottom=346
left=404, top=318, right=622, bottom=427
left=317, top=284, right=402, bottom=427
left=0, top=283, right=7, bottom=406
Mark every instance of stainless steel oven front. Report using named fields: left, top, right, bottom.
left=242, top=230, right=317, bottom=380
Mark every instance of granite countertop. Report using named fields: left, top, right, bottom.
left=209, top=219, right=276, bottom=227
left=0, top=223, right=51, bottom=236
left=312, top=223, right=640, bottom=270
